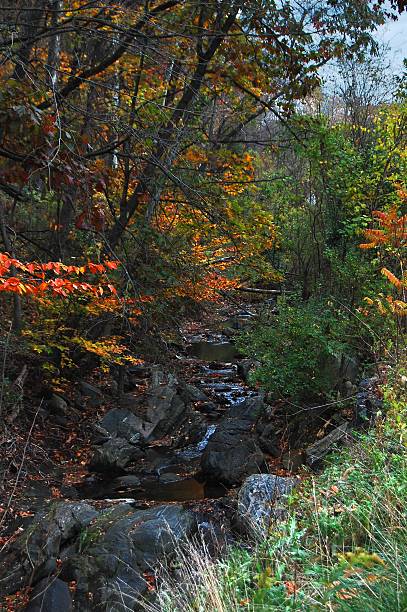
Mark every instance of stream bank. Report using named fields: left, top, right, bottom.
left=0, top=301, right=377, bottom=611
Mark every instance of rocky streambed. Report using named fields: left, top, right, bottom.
left=0, top=309, right=380, bottom=611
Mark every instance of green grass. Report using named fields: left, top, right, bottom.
left=145, top=374, right=407, bottom=611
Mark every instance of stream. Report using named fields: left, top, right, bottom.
left=74, top=329, right=256, bottom=505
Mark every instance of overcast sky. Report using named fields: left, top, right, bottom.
left=376, top=11, right=407, bottom=70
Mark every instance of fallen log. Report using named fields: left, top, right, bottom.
left=235, top=287, right=282, bottom=294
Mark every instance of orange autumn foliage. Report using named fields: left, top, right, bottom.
left=0, top=253, right=119, bottom=297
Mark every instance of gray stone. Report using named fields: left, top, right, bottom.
left=201, top=418, right=265, bottom=485
left=305, top=423, right=349, bottom=467
left=237, top=474, right=297, bottom=536
left=180, top=384, right=209, bottom=403
left=61, top=504, right=196, bottom=610
left=90, top=437, right=144, bottom=472
left=237, top=359, right=260, bottom=382
left=229, top=395, right=265, bottom=422
left=0, top=502, right=98, bottom=597
left=25, top=577, right=72, bottom=612
left=79, top=382, right=103, bottom=406
left=99, top=409, right=143, bottom=443
left=45, top=394, right=69, bottom=417
left=119, top=383, right=189, bottom=441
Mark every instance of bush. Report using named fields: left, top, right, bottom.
left=236, top=298, right=347, bottom=402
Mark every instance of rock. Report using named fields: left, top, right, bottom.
left=45, top=394, right=69, bottom=417
left=237, top=474, right=297, bottom=536
left=89, top=437, right=144, bottom=473
left=355, top=377, right=382, bottom=426
left=305, top=423, right=349, bottom=467
left=0, top=502, right=98, bottom=597
left=79, top=382, right=103, bottom=407
left=229, top=395, right=265, bottom=422
left=321, top=354, right=359, bottom=393
left=159, top=472, right=181, bottom=483
left=257, top=423, right=280, bottom=457
left=120, top=383, right=189, bottom=441
left=128, top=505, right=196, bottom=570
left=196, top=520, right=229, bottom=557
left=201, top=418, right=265, bottom=485
left=180, top=384, right=209, bottom=403
left=174, top=410, right=206, bottom=447
left=113, top=475, right=142, bottom=489
left=25, top=577, right=72, bottom=612
left=61, top=504, right=196, bottom=611
left=99, top=409, right=143, bottom=443
left=199, top=401, right=218, bottom=415
left=237, top=359, right=259, bottom=382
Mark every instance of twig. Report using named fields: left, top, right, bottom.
left=0, top=401, right=42, bottom=531
left=0, top=321, right=13, bottom=419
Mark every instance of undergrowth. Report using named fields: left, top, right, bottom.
left=146, top=363, right=407, bottom=611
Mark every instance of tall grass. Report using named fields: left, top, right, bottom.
left=142, top=423, right=407, bottom=611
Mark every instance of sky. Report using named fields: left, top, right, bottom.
left=376, top=11, right=407, bottom=71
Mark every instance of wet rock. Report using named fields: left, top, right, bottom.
left=237, top=474, right=297, bottom=536
left=89, top=437, right=144, bottom=473
left=305, top=423, right=349, bottom=467
left=201, top=419, right=265, bottom=485
left=0, top=502, right=98, bottom=597
left=25, top=577, right=72, bottom=612
left=99, top=409, right=143, bottom=443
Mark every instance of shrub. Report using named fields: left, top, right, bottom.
left=236, top=298, right=347, bottom=402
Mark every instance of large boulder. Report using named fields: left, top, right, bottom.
left=25, top=577, right=72, bottom=612
left=201, top=418, right=265, bottom=485
left=0, top=502, right=98, bottom=597
left=228, top=395, right=265, bottom=421
left=61, top=503, right=196, bottom=611
left=89, top=437, right=144, bottom=473
left=118, top=383, right=189, bottom=441
left=237, top=474, right=297, bottom=536
left=99, top=409, right=143, bottom=443
left=1, top=501, right=197, bottom=612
